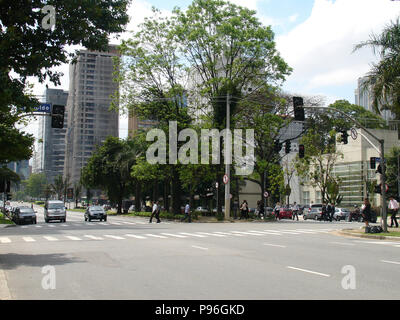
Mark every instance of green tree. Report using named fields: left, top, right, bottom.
left=353, top=17, right=400, bottom=119
left=81, top=136, right=140, bottom=214
left=386, top=147, right=400, bottom=197
left=24, top=173, right=48, bottom=199
left=51, top=175, right=64, bottom=201
left=74, top=183, right=82, bottom=209
left=0, top=0, right=131, bottom=164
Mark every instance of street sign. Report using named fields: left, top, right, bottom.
left=264, top=191, right=269, bottom=198
left=67, top=188, right=73, bottom=200
left=350, top=128, right=358, bottom=140
left=34, top=103, right=52, bottom=113
left=223, top=174, right=229, bottom=184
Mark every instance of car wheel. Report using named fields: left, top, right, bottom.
left=84, top=217, right=87, bottom=222
left=314, top=215, right=318, bottom=221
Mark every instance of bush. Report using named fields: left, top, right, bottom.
left=35, top=201, right=45, bottom=205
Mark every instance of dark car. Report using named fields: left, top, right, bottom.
left=85, top=206, right=107, bottom=222
left=12, top=206, right=37, bottom=225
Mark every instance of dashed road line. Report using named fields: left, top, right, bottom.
left=84, top=235, right=104, bottom=240
left=43, top=236, right=58, bottom=241
left=65, top=236, right=82, bottom=241
left=287, top=266, right=330, bottom=277
left=263, top=243, right=286, bottom=248
left=0, top=237, right=11, bottom=244
left=192, top=245, right=209, bottom=251
left=22, top=237, right=36, bottom=242
left=144, top=234, right=168, bottom=239
left=160, top=233, right=187, bottom=238
left=214, top=232, right=244, bottom=237
left=125, top=234, right=147, bottom=239
left=104, top=235, right=125, bottom=240
left=179, top=232, right=207, bottom=238
left=248, top=230, right=282, bottom=236
left=196, top=232, right=226, bottom=237
left=381, top=260, right=400, bottom=265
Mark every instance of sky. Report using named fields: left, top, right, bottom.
left=23, top=0, right=400, bottom=141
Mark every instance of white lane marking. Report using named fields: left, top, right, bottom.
left=263, top=243, right=286, bottom=248
left=394, top=245, right=400, bottom=248
left=381, top=260, right=400, bottom=265
left=122, top=222, right=136, bottom=225
left=248, top=230, right=282, bottom=236
left=144, top=234, right=168, bottom=239
left=231, top=231, right=264, bottom=236
left=125, top=234, right=147, bottom=239
left=110, top=222, right=123, bottom=225
left=135, top=222, right=146, bottom=225
left=0, top=237, right=11, bottom=244
left=84, top=235, right=104, bottom=240
left=60, top=224, right=68, bottom=227
left=22, top=237, right=36, bottom=242
left=273, top=231, right=300, bottom=235
left=160, top=233, right=187, bottom=238
left=47, top=225, right=56, bottom=228
left=330, top=242, right=355, bottom=246
left=21, top=226, right=28, bottom=229
left=287, top=266, right=330, bottom=277
left=179, top=232, right=207, bottom=238
left=286, top=230, right=316, bottom=234
left=104, top=235, right=125, bottom=240
left=43, top=236, right=58, bottom=241
left=65, top=236, right=82, bottom=241
left=355, top=240, right=394, bottom=245
left=214, top=232, right=244, bottom=237
left=35, top=225, right=42, bottom=228
left=192, top=245, right=209, bottom=251
left=98, top=222, right=108, bottom=225
left=196, top=232, right=226, bottom=237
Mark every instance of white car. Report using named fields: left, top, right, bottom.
left=333, top=208, right=350, bottom=221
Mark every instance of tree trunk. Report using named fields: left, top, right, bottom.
left=135, top=182, right=141, bottom=212
left=171, top=168, right=182, bottom=215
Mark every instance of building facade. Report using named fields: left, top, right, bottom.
left=64, top=46, right=120, bottom=186
left=32, top=88, right=69, bottom=183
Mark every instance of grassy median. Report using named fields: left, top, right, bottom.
left=0, top=212, right=13, bottom=225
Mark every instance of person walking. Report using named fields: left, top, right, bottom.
left=321, top=202, right=328, bottom=221
left=273, top=202, right=281, bottom=220
left=149, top=201, right=161, bottom=223
left=326, top=202, right=335, bottom=222
left=361, top=198, right=371, bottom=228
left=291, top=202, right=299, bottom=221
left=388, top=196, right=399, bottom=228
left=181, top=202, right=192, bottom=223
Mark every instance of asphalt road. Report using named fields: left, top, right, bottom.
left=1, top=202, right=399, bottom=300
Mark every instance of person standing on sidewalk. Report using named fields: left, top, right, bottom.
left=291, top=202, right=299, bottom=221
left=361, top=198, right=371, bottom=228
left=182, top=202, right=192, bottom=223
left=273, top=202, right=281, bottom=220
left=388, top=196, right=399, bottom=228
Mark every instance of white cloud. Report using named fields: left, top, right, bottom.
left=289, top=13, right=299, bottom=23
left=277, top=0, right=400, bottom=100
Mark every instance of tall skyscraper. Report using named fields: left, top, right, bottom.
left=64, top=46, right=120, bottom=186
left=32, top=88, right=69, bottom=183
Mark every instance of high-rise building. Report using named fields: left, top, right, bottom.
left=64, top=46, right=120, bottom=186
left=32, top=88, right=69, bottom=183
left=355, top=76, right=394, bottom=122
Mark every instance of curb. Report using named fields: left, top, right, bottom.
left=0, top=269, right=11, bottom=300
left=337, top=229, right=400, bottom=242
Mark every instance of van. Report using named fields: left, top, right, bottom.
left=44, top=200, right=66, bottom=223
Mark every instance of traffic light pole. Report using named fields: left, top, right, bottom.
left=225, top=93, right=231, bottom=220
left=303, top=105, right=388, bottom=232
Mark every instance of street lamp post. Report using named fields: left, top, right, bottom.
left=224, top=93, right=231, bottom=220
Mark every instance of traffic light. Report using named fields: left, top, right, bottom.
left=341, top=131, right=349, bottom=144
left=51, top=105, right=65, bottom=129
left=285, top=140, right=291, bottom=154
left=293, top=97, right=305, bottom=121
left=370, top=157, right=376, bottom=169
left=299, top=144, right=305, bottom=158
left=274, top=140, right=282, bottom=153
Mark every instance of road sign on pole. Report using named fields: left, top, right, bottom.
left=223, top=174, right=229, bottom=184
left=33, top=103, right=52, bottom=113
left=264, top=191, right=269, bottom=198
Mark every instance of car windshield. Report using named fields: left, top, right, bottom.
left=20, top=209, right=34, bottom=214
left=48, top=203, right=64, bottom=209
left=90, top=206, right=104, bottom=211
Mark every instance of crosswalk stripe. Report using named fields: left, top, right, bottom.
left=104, top=235, right=125, bottom=240
left=135, top=222, right=146, bottom=225
left=214, top=232, right=244, bottom=237
left=144, top=234, right=168, bottom=239
left=196, top=232, right=226, bottom=237
left=248, top=230, right=282, bottom=236
left=180, top=232, right=207, bottom=238
left=35, top=225, right=42, bottom=228
left=231, top=231, right=264, bottom=236
left=0, top=237, right=11, bottom=243
left=65, top=236, right=82, bottom=241
left=263, top=230, right=299, bottom=235
left=125, top=234, right=147, bottom=239
left=281, top=230, right=316, bottom=234
left=48, top=225, right=56, bottom=228
left=43, top=236, right=58, bottom=241
left=84, top=235, right=104, bottom=240
left=22, top=237, right=36, bottom=242
left=111, top=222, right=122, bottom=225
left=122, top=222, right=135, bottom=225
left=160, top=233, right=187, bottom=238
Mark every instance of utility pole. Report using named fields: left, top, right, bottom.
left=224, top=93, right=231, bottom=220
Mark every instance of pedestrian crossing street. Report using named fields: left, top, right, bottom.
left=0, top=228, right=340, bottom=244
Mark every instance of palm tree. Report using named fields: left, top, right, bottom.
left=353, top=17, right=400, bottom=119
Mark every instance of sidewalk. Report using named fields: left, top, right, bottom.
left=338, top=227, right=400, bottom=241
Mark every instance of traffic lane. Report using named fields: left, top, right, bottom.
left=2, top=229, right=399, bottom=299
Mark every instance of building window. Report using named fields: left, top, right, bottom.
left=302, top=191, right=310, bottom=205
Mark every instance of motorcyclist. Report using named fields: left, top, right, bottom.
left=348, top=205, right=360, bottom=222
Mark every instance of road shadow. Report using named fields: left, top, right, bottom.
left=0, top=253, right=85, bottom=270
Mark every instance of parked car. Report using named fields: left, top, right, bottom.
left=278, top=207, right=293, bottom=220
left=44, top=200, right=67, bottom=223
left=85, top=206, right=107, bottom=222
left=303, top=207, right=322, bottom=220
left=12, top=206, right=37, bottom=225
left=333, top=208, right=350, bottom=221
left=212, top=206, right=225, bottom=214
